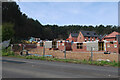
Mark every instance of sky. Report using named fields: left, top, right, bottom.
left=17, top=2, right=118, bottom=26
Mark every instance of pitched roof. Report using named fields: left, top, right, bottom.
left=80, top=31, right=98, bottom=37
left=105, top=31, right=119, bottom=38
left=71, top=33, right=79, bottom=37
left=98, top=34, right=107, bottom=40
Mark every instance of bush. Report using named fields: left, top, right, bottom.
left=2, top=47, right=14, bottom=56
left=82, top=59, right=88, bottom=64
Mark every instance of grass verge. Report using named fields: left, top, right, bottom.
left=2, top=47, right=119, bottom=67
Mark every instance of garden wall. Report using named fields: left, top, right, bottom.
left=44, top=49, right=119, bottom=62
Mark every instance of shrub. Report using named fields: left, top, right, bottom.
left=2, top=47, right=14, bottom=56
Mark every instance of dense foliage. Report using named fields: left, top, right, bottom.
left=2, top=2, right=120, bottom=42
left=2, top=23, right=14, bottom=41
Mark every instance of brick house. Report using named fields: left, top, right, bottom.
left=69, top=31, right=99, bottom=52
left=103, top=31, right=120, bottom=54
left=77, top=31, right=99, bottom=42
left=67, top=31, right=99, bottom=42
left=58, top=31, right=99, bottom=51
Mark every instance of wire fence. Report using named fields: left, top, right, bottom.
left=11, top=43, right=119, bottom=62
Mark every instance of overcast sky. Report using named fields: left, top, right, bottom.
left=17, top=2, right=118, bottom=26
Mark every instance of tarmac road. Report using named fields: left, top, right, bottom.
left=2, top=57, right=119, bottom=78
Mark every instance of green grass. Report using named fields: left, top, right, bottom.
left=4, top=54, right=120, bottom=67
left=2, top=47, right=15, bottom=56
left=2, top=47, right=119, bottom=67
left=24, top=55, right=119, bottom=67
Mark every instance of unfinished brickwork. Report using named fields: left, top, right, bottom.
left=12, top=44, right=119, bottom=62
left=44, top=49, right=118, bottom=62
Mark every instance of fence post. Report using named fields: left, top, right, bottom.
left=43, top=45, right=45, bottom=57
left=91, top=47, right=93, bottom=61
left=64, top=45, right=66, bottom=59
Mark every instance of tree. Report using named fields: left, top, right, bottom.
left=2, top=2, right=119, bottom=41
left=2, top=23, right=14, bottom=41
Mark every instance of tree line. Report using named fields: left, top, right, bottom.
left=2, top=2, right=120, bottom=43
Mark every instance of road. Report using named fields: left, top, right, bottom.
left=2, top=57, right=119, bottom=78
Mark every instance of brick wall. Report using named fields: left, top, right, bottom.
left=72, top=43, right=87, bottom=52
left=13, top=44, right=119, bottom=62
left=106, top=42, right=119, bottom=54
left=104, top=38, right=119, bottom=54
left=77, top=32, right=85, bottom=42
left=44, top=49, right=118, bottom=62
left=58, top=42, right=72, bottom=51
